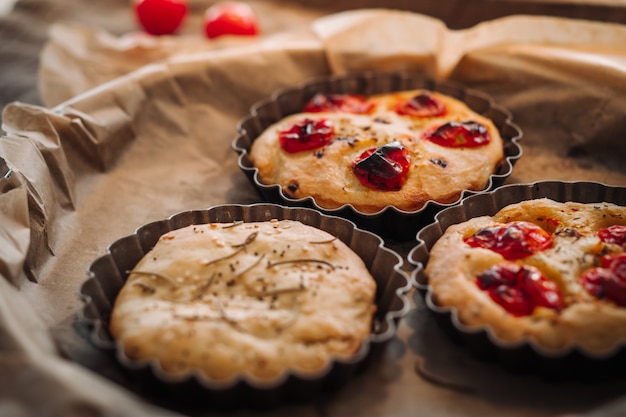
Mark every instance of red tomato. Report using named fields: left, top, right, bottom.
left=303, top=93, right=374, bottom=114
left=134, top=0, right=188, bottom=36
left=352, top=142, right=411, bottom=191
left=393, top=93, right=447, bottom=118
left=425, top=121, right=491, bottom=148
left=203, top=2, right=260, bottom=39
left=579, top=253, right=626, bottom=306
left=465, top=221, right=553, bottom=260
left=278, top=118, right=334, bottom=153
left=476, top=263, right=563, bottom=316
left=599, top=225, right=626, bottom=246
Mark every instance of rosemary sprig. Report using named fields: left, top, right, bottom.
left=130, top=269, right=218, bottom=303
left=188, top=272, right=217, bottom=301
left=133, top=282, right=156, bottom=294
left=214, top=297, right=244, bottom=329
left=231, top=254, right=265, bottom=281
left=128, top=270, right=177, bottom=286
left=248, top=275, right=306, bottom=297
left=254, top=286, right=306, bottom=296
left=214, top=296, right=300, bottom=332
left=201, top=231, right=259, bottom=267
left=222, top=220, right=244, bottom=229
left=233, top=231, right=259, bottom=248
left=309, top=237, right=337, bottom=245
left=267, top=258, right=336, bottom=270
left=276, top=297, right=299, bottom=331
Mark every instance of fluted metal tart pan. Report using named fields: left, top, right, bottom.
left=78, top=203, right=411, bottom=408
left=408, top=180, right=626, bottom=379
left=233, top=71, right=523, bottom=241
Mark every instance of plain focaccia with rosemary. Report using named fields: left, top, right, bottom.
left=426, top=198, right=626, bottom=354
left=110, top=220, right=377, bottom=381
left=249, top=89, right=504, bottom=213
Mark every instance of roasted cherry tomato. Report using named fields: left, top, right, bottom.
left=477, top=262, right=563, bottom=317
left=426, top=121, right=490, bottom=148
left=278, top=118, right=334, bottom=153
left=393, top=92, right=446, bottom=117
left=303, top=93, right=374, bottom=114
left=579, top=252, right=626, bottom=306
left=465, top=221, right=553, bottom=260
left=598, top=225, right=626, bottom=246
left=203, top=2, right=260, bottom=39
left=352, top=141, right=411, bottom=191
left=134, top=0, right=188, bottom=36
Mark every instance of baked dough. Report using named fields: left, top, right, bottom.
left=249, top=89, right=504, bottom=213
left=110, top=220, right=377, bottom=381
left=426, top=198, right=626, bottom=354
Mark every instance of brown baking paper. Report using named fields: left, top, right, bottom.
left=38, top=0, right=330, bottom=107
left=2, top=7, right=626, bottom=417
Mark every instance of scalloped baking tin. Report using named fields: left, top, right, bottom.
left=78, top=203, right=411, bottom=408
left=232, top=71, right=523, bottom=241
left=408, top=181, right=626, bottom=380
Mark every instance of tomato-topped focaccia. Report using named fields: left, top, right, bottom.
left=249, top=90, right=504, bottom=213
left=425, top=198, right=626, bottom=354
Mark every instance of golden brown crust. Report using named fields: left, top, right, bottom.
left=249, top=90, right=504, bottom=213
left=110, top=220, right=377, bottom=381
left=426, top=198, right=626, bottom=354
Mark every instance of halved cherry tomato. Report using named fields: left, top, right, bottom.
left=352, top=141, right=411, bottom=191
left=477, top=263, right=563, bottom=316
left=203, top=2, right=260, bottom=39
left=134, top=0, right=188, bottom=36
left=579, top=253, right=626, bottom=306
left=278, top=118, right=334, bottom=153
left=393, top=92, right=446, bottom=118
left=598, top=225, right=626, bottom=246
left=465, top=221, right=553, bottom=260
left=303, top=93, right=374, bottom=114
left=426, top=121, right=491, bottom=148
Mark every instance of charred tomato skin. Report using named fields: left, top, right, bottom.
left=352, top=141, right=411, bottom=191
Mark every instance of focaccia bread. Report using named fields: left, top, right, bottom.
left=109, top=219, right=377, bottom=381
left=249, top=89, right=504, bottom=213
left=426, top=198, right=626, bottom=354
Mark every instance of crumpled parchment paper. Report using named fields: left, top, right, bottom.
left=2, top=6, right=626, bottom=417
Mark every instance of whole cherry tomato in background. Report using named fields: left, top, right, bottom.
left=134, top=0, right=188, bottom=35
left=203, top=2, right=260, bottom=39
